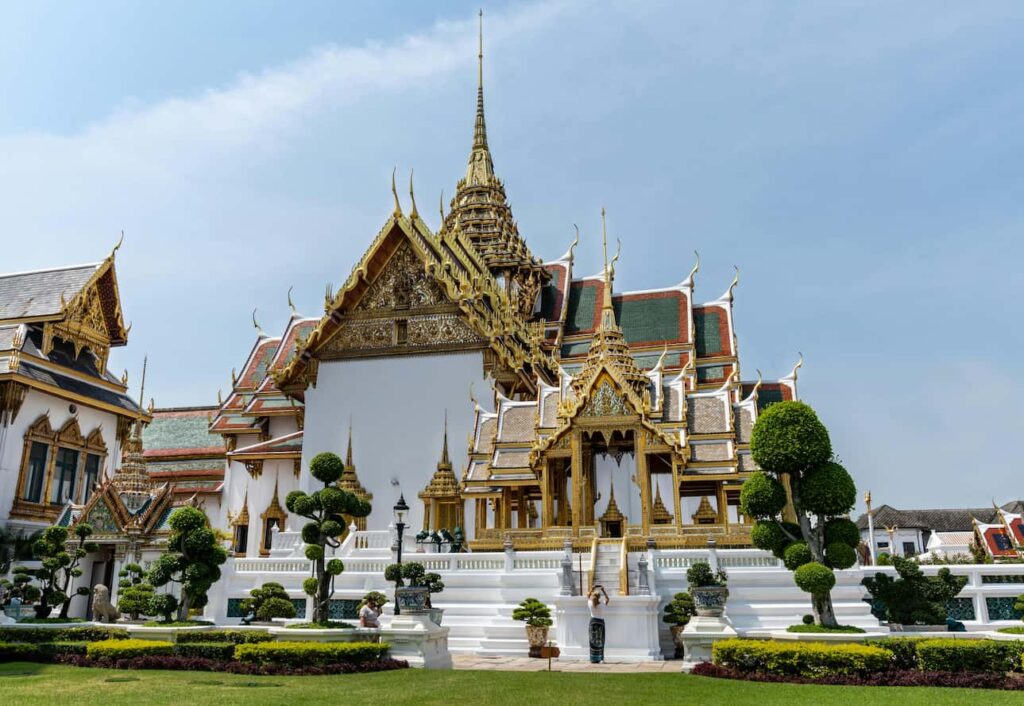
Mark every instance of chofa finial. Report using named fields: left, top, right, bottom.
left=391, top=167, right=403, bottom=217
left=287, top=286, right=297, bottom=315
left=252, top=308, right=266, bottom=337
left=111, top=230, right=125, bottom=259
left=408, top=169, right=419, bottom=219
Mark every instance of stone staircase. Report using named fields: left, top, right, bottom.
left=591, top=540, right=625, bottom=595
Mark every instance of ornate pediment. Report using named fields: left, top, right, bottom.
left=354, top=241, right=448, bottom=312
left=41, top=262, right=128, bottom=370
left=580, top=379, right=632, bottom=418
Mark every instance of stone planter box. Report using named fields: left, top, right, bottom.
left=396, top=586, right=430, bottom=614
left=691, top=586, right=729, bottom=618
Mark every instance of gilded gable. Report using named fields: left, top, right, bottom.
left=354, top=241, right=447, bottom=312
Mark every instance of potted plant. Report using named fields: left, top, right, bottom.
left=385, top=562, right=445, bottom=623
left=512, top=597, right=553, bottom=657
left=687, top=561, right=728, bottom=617
left=662, top=591, right=695, bottom=656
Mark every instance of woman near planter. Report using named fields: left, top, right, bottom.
left=588, top=584, right=610, bottom=664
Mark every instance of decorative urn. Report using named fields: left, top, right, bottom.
left=691, top=586, right=729, bottom=618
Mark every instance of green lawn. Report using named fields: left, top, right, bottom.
left=1, top=663, right=1022, bottom=706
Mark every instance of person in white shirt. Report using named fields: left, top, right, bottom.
left=359, top=597, right=381, bottom=628
left=587, top=584, right=610, bottom=663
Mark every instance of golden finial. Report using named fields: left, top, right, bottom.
left=408, top=169, right=419, bottom=219
left=324, top=282, right=334, bottom=311
left=231, top=367, right=238, bottom=386
left=122, top=369, right=129, bottom=385
left=110, top=230, right=124, bottom=259
left=287, top=286, right=297, bottom=315
left=440, top=410, right=450, bottom=467
left=252, top=308, right=266, bottom=337
left=439, top=189, right=445, bottom=224
left=567, top=224, right=580, bottom=263
left=864, top=490, right=872, bottom=510
left=478, top=8, right=484, bottom=91
left=391, top=167, right=403, bottom=217
left=786, top=352, right=804, bottom=381
left=217, top=388, right=223, bottom=406
left=346, top=416, right=354, bottom=468
left=125, top=321, right=133, bottom=335
left=148, top=398, right=155, bottom=414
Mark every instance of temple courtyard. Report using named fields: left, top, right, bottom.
left=2, top=662, right=1021, bottom=706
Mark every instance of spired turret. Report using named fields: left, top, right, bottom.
left=442, top=10, right=549, bottom=315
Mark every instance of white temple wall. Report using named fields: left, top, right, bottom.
left=302, top=352, right=489, bottom=534
left=0, top=389, right=122, bottom=531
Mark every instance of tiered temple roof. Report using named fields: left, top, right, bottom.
left=143, top=406, right=225, bottom=496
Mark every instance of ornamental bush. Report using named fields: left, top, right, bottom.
left=861, top=557, right=967, bottom=625
left=172, top=642, right=236, bottom=660
left=147, top=507, right=227, bottom=622
left=711, top=639, right=890, bottom=677
left=286, top=452, right=371, bottom=624
left=233, top=640, right=389, bottom=666
left=686, top=561, right=727, bottom=588
left=30, top=524, right=97, bottom=619
left=783, top=543, right=812, bottom=571
left=865, top=637, right=924, bottom=670
left=663, top=592, right=696, bottom=627
left=240, top=582, right=297, bottom=621
left=915, top=639, right=1024, bottom=674
left=0, top=626, right=128, bottom=643
left=86, top=638, right=174, bottom=660
left=176, top=629, right=274, bottom=644
left=793, top=562, right=835, bottom=596
left=117, top=563, right=154, bottom=620
left=740, top=401, right=859, bottom=627
left=0, top=642, right=51, bottom=662
left=147, top=593, right=178, bottom=623
left=512, top=598, right=553, bottom=628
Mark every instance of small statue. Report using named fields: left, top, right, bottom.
left=92, top=584, right=121, bottom=623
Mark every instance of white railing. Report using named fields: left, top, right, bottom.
left=654, top=548, right=783, bottom=571
left=353, top=530, right=392, bottom=551
left=235, top=559, right=311, bottom=573
left=514, top=557, right=562, bottom=571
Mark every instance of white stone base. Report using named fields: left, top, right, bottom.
left=680, top=615, right=737, bottom=671
left=553, top=595, right=663, bottom=662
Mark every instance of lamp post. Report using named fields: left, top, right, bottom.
left=865, top=491, right=876, bottom=565
left=393, top=494, right=409, bottom=615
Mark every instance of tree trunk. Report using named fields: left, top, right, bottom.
left=812, top=593, right=839, bottom=628
left=314, top=555, right=329, bottom=624
left=178, top=591, right=192, bottom=622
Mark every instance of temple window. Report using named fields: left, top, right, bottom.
left=259, top=480, right=287, bottom=557
left=50, top=447, right=79, bottom=505
left=233, top=524, right=249, bottom=555
left=22, top=441, right=49, bottom=503
left=82, top=453, right=102, bottom=503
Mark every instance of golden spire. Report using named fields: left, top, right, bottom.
left=465, top=8, right=494, bottom=185
left=440, top=410, right=451, bottom=469
left=599, top=208, right=621, bottom=332
left=346, top=417, right=354, bottom=469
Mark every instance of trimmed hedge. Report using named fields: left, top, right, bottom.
left=693, top=662, right=1024, bottom=691
left=172, top=642, right=237, bottom=660
left=916, top=638, right=1024, bottom=674
left=865, top=637, right=923, bottom=670
left=711, top=639, right=890, bottom=678
left=0, top=641, right=88, bottom=662
left=0, top=627, right=128, bottom=644
left=56, top=653, right=409, bottom=675
left=175, top=629, right=274, bottom=644
left=86, top=639, right=174, bottom=660
left=234, top=641, right=389, bottom=667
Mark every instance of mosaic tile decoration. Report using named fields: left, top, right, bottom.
left=946, top=597, right=976, bottom=621
left=986, top=596, right=1024, bottom=621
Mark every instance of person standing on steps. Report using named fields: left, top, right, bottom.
left=588, top=584, right=610, bottom=663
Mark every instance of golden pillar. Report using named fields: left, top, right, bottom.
left=716, top=484, right=728, bottom=524
left=637, top=429, right=651, bottom=536
left=541, top=460, right=554, bottom=527
left=571, top=433, right=583, bottom=535
left=671, top=456, right=683, bottom=530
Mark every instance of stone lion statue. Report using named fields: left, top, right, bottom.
left=92, top=584, right=120, bottom=623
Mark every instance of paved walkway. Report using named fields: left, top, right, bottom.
left=453, top=654, right=684, bottom=673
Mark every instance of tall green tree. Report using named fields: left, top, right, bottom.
left=32, top=524, right=97, bottom=619
left=147, top=507, right=227, bottom=622
left=286, top=452, right=371, bottom=624
left=862, top=556, right=967, bottom=624
left=739, top=401, right=859, bottom=627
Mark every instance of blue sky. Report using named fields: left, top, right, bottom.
left=1, top=1, right=1022, bottom=513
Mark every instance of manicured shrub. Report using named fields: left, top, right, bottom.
left=47, top=641, right=88, bottom=656
left=240, top=582, right=297, bottom=621
left=175, top=629, right=274, bottom=644
left=749, top=401, right=831, bottom=475
left=739, top=473, right=787, bottom=518
left=0, top=626, right=129, bottom=643
left=147, top=593, right=179, bottom=623
left=686, top=561, right=727, bottom=588
left=916, top=638, right=1024, bottom=674
left=824, top=542, right=857, bottom=570
left=147, top=507, right=227, bottom=621
left=711, top=639, right=890, bottom=677
left=29, top=523, right=98, bottom=619
left=794, top=562, right=835, bottom=596
left=172, top=642, right=236, bottom=660
left=0, top=642, right=49, bottom=662
left=663, top=593, right=696, bottom=627
left=234, top=640, right=389, bottom=666
left=801, top=614, right=814, bottom=625
left=866, top=637, right=923, bottom=670
left=86, top=638, right=174, bottom=660
left=824, top=518, right=860, bottom=548
left=783, top=542, right=812, bottom=571
left=512, top=598, right=553, bottom=628
left=862, top=557, right=968, bottom=625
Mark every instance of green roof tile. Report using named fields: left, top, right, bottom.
left=694, top=310, right=723, bottom=357
left=614, top=296, right=680, bottom=344
left=565, top=283, right=598, bottom=334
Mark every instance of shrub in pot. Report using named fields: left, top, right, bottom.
left=663, top=592, right=696, bottom=656
left=687, top=561, right=728, bottom=617
left=385, top=562, right=444, bottom=620
left=512, top=598, right=553, bottom=657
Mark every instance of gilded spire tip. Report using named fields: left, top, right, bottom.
left=391, top=167, right=403, bottom=217
left=408, top=169, right=419, bottom=219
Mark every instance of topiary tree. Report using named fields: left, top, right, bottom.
left=240, top=581, right=297, bottom=621
left=740, top=401, right=858, bottom=627
left=512, top=597, right=553, bottom=627
left=31, top=524, right=97, bottom=619
left=8, top=567, right=41, bottom=604
left=663, top=591, right=696, bottom=627
left=148, top=592, right=178, bottom=623
left=286, top=452, right=371, bottom=624
left=147, top=506, right=227, bottom=622
left=862, top=556, right=967, bottom=625
left=117, top=563, right=154, bottom=621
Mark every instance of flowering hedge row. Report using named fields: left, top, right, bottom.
left=234, top=641, right=390, bottom=666
left=711, top=639, right=891, bottom=677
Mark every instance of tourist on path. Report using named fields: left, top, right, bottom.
left=588, top=584, right=610, bottom=663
